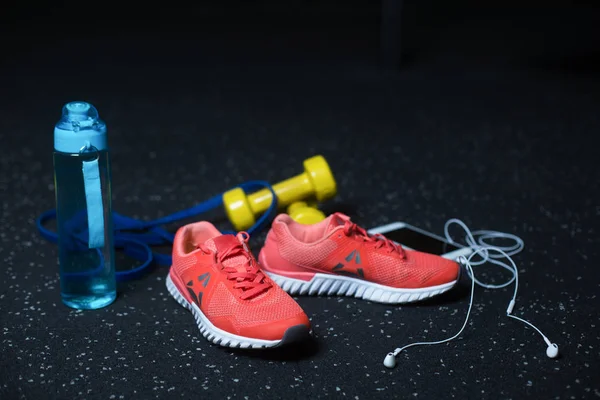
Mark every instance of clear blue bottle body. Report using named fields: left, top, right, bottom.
left=53, top=102, right=116, bottom=309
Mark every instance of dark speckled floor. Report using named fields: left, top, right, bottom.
left=1, top=3, right=600, bottom=399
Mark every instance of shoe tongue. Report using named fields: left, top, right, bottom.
left=204, top=235, right=247, bottom=267
left=324, top=212, right=351, bottom=233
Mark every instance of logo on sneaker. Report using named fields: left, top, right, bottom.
left=332, top=250, right=364, bottom=279
left=186, top=272, right=211, bottom=307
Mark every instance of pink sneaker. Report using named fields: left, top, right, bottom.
left=258, top=213, right=460, bottom=304
left=166, top=221, right=311, bottom=348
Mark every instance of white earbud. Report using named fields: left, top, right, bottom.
left=546, top=343, right=559, bottom=358
left=383, top=219, right=560, bottom=368
left=542, top=336, right=559, bottom=358
left=383, top=352, right=397, bottom=368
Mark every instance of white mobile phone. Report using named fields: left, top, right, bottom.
left=368, top=222, right=472, bottom=260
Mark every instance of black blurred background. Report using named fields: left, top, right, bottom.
left=1, top=1, right=599, bottom=65
left=1, top=1, right=599, bottom=399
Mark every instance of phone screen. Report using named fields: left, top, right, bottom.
left=382, top=228, right=461, bottom=255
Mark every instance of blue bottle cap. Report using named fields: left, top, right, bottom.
left=54, top=101, right=107, bottom=153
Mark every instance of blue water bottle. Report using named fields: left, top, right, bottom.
left=53, top=101, right=116, bottom=309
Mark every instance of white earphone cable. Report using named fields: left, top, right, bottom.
left=390, top=261, right=476, bottom=357
left=384, top=218, right=558, bottom=368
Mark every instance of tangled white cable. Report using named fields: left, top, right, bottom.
left=383, top=218, right=559, bottom=369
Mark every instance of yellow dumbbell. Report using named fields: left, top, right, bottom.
left=287, top=201, right=326, bottom=225
left=223, top=155, right=336, bottom=231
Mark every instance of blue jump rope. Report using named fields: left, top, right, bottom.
left=36, top=181, right=278, bottom=282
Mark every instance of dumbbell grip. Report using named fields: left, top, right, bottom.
left=247, top=173, right=313, bottom=214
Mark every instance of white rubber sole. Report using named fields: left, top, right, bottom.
left=265, top=271, right=456, bottom=304
left=166, top=274, right=305, bottom=349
